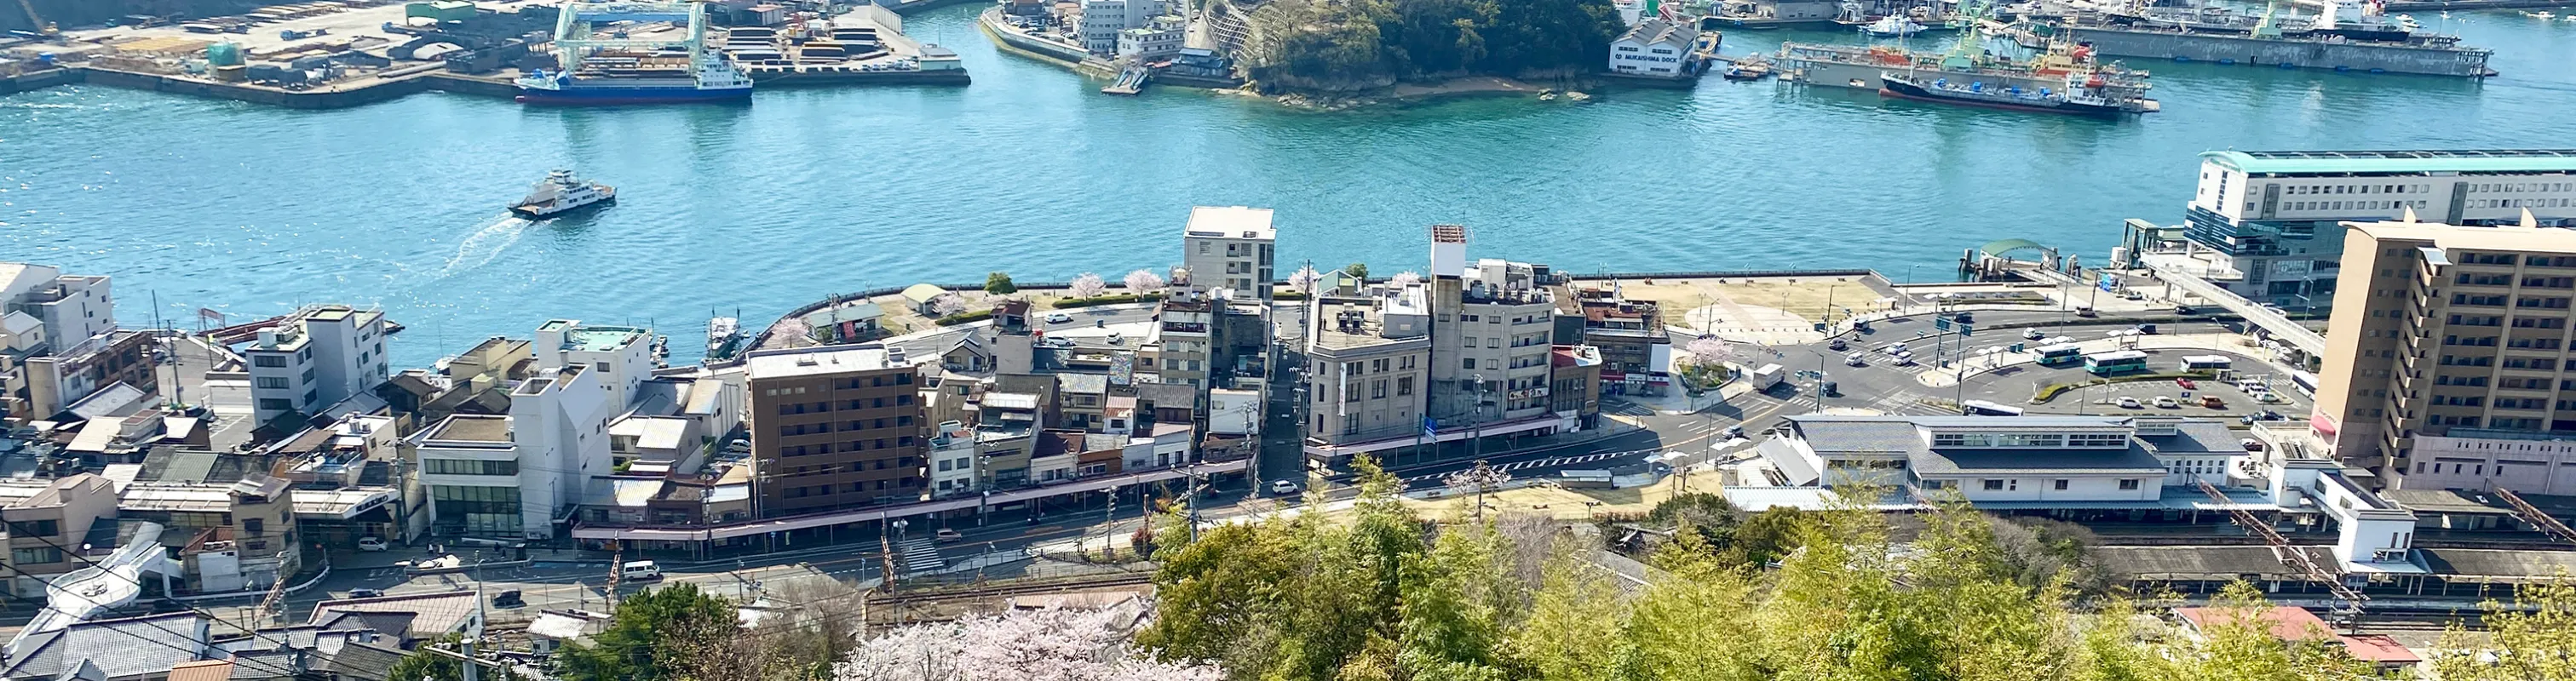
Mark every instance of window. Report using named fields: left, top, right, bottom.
left=1982, top=479, right=2005, bottom=490
left=255, top=376, right=290, bottom=390
left=254, top=355, right=287, bottom=368
left=2119, top=479, right=2141, bottom=490
left=6, top=520, right=58, bottom=537
left=10, top=547, right=61, bottom=565
left=1371, top=380, right=1388, bottom=399
left=2054, top=479, right=2069, bottom=490
left=258, top=398, right=293, bottom=411
left=1397, top=376, right=1414, bottom=396
left=1462, top=358, right=1476, bottom=369
left=243, top=518, right=264, bottom=535
left=425, top=458, right=520, bottom=476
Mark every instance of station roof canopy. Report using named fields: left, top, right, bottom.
left=2203, top=149, right=2576, bottom=175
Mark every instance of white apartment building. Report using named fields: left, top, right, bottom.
left=2168, top=150, right=2576, bottom=307
left=412, top=363, right=611, bottom=539
left=1182, top=205, right=1277, bottom=302
left=0, top=263, right=113, bottom=350
left=533, top=319, right=655, bottom=412
left=1608, top=18, right=1699, bottom=77
left=243, top=306, right=388, bottom=424
left=1117, top=15, right=1186, bottom=60
left=1077, top=0, right=1155, bottom=54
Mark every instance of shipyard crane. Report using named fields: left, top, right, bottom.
left=12, top=0, right=59, bottom=41
left=2251, top=0, right=2290, bottom=38
left=548, top=1, right=711, bottom=73
left=1937, top=0, right=1993, bottom=70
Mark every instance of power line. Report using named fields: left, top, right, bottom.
left=0, top=563, right=304, bottom=678
left=7, top=524, right=310, bottom=653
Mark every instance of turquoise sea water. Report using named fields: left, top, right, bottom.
left=5, top=7, right=2574, bottom=364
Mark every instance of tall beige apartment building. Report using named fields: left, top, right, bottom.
left=2316, top=218, right=2576, bottom=494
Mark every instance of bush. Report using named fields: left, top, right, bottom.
left=1274, top=290, right=1308, bottom=301
left=934, top=309, right=996, bottom=326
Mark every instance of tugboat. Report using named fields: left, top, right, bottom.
left=509, top=170, right=616, bottom=218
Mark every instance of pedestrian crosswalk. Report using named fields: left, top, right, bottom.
left=895, top=537, right=944, bottom=574
left=1399, top=450, right=1642, bottom=484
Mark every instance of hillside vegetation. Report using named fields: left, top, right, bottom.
left=1241, top=0, right=1628, bottom=92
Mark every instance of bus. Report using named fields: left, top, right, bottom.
left=2177, top=355, right=2234, bottom=372
left=2290, top=371, right=2320, bottom=398
left=2034, top=343, right=2084, bottom=367
left=2084, top=350, right=2151, bottom=375
left=1961, top=399, right=2026, bottom=416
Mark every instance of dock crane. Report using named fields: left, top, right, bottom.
left=12, top=0, right=59, bottom=41
left=1937, top=0, right=1993, bottom=70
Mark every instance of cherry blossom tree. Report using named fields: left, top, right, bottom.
left=1287, top=265, right=1322, bottom=295
left=834, top=607, right=1222, bottom=681
left=930, top=292, right=967, bottom=318
left=1123, top=269, right=1166, bottom=294
left=1069, top=272, right=1107, bottom=299
left=1683, top=335, right=1732, bottom=367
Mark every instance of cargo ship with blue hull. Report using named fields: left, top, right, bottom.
left=519, top=0, right=756, bottom=106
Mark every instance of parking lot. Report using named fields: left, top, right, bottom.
left=1955, top=347, right=2310, bottom=421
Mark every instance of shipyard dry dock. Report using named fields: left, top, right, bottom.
left=2051, top=26, right=2494, bottom=77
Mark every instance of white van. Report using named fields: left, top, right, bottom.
left=620, top=560, right=664, bottom=582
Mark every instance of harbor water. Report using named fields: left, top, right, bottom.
left=4, top=7, right=2574, bottom=365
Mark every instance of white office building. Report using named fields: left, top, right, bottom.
left=2163, top=149, right=2576, bottom=307
left=533, top=319, right=656, bottom=412
left=411, top=363, right=612, bottom=539
left=1182, top=205, right=1277, bottom=302
left=242, top=306, right=388, bottom=424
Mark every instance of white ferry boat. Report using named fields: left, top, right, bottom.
left=510, top=170, right=616, bottom=218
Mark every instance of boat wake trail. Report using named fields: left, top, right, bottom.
left=440, top=215, right=533, bottom=276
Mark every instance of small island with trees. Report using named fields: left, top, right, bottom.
left=1238, top=0, right=1630, bottom=100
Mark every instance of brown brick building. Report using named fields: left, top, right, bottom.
left=745, top=345, right=927, bottom=518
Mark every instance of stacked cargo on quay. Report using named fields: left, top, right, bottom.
left=2024, top=0, right=2494, bottom=77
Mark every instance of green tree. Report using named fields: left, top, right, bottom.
left=1396, top=521, right=1521, bottom=681
left=1347, top=262, right=1371, bottom=281
left=984, top=272, right=1017, bottom=295
left=2175, top=581, right=2373, bottom=681
left=1723, top=506, right=1805, bottom=569
left=1642, top=491, right=1739, bottom=555
left=556, top=582, right=738, bottom=681
left=2431, top=578, right=2576, bottom=681
left=387, top=634, right=469, bottom=681
left=1509, top=546, right=1629, bottom=681
left=1626, top=535, right=1761, bottom=681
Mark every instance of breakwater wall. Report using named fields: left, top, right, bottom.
left=0, top=67, right=80, bottom=95
left=978, top=8, right=1090, bottom=67
left=2061, top=27, right=2493, bottom=77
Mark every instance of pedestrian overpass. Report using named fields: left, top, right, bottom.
left=5, top=523, right=182, bottom=659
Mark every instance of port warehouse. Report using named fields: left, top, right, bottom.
left=2057, top=27, right=2494, bottom=77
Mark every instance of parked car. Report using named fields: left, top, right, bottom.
left=1106, top=331, right=1124, bottom=345
left=934, top=528, right=963, bottom=542
left=1042, top=336, right=1077, bottom=348
left=2176, top=378, right=2197, bottom=390
left=492, top=590, right=525, bottom=608
left=1044, top=312, right=1072, bottom=323
left=2135, top=323, right=2158, bottom=335
left=2153, top=396, right=2180, bottom=409
left=2202, top=395, right=2225, bottom=409
left=1270, top=479, right=1302, bottom=496
left=2117, top=397, right=2142, bottom=409
left=356, top=536, right=388, bottom=552
left=349, top=588, right=385, bottom=598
